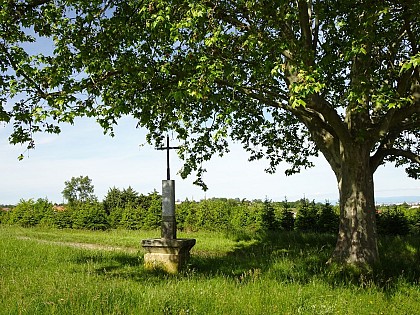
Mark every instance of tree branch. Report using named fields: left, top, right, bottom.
left=381, top=148, right=420, bottom=164
left=28, top=0, right=51, bottom=8
left=0, top=43, right=47, bottom=99
left=14, top=0, right=52, bottom=18
left=309, top=94, right=350, bottom=143
left=295, top=109, right=342, bottom=177
left=370, top=131, right=400, bottom=172
left=389, top=103, right=420, bottom=129
left=402, top=5, right=418, bottom=55
left=218, top=78, right=344, bottom=174
left=297, top=0, right=312, bottom=48
left=371, top=99, right=420, bottom=144
left=312, top=5, right=319, bottom=51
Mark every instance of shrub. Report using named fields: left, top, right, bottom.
left=142, top=192, right=161, bottom=230
left=317, top=202, right=339, bottom=233
left=0, top=209, right=10, bottom=224
left=8, top=199, right=53, bottom=227
left=261, top=199, right=279, bottom=231
left=53, top=210, right=74, bottom=229
left=178, top=198, right=234, bottom=232
left=409, top=209, right=420, bottom=235
left=108, top=207, right=124, bottom=229
left=202, top=199, right=234, bottom=231
left=103, top=186, right=140, bottom=214
left=228, top=201, right=269, bottom=239
left=39, top=207, right=57, bottom=228
left=295, top=199, right=318, bottom=232
left=8, top=199, right=33, bottom=226
left=119, top=205, right=144, bottom=230
left=377, top=206, right=410, bottom=236
left=175, top=199, right=190, bottom=231
left=277, top=199, right=295, bottom=231
left=176, top=199, right=194, bottom=231
left=72, top=202, right=109, bottom=230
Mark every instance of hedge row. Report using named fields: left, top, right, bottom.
left=376, top=205, right=420, bottom=236
left=1, top=196, right=419, bottom=237
left=175, top=198, right=340, bottom=237
left=0, top=197, right=337, bottom=236
left=0, top=192, right=161, bottom=231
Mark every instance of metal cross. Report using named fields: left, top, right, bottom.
left=156, top=135, right=180, bottom=180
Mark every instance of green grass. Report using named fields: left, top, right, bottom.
left=1, top=225, right=419, bottom=314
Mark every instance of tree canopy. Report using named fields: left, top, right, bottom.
left=62, top=175, right=96, bottom=206
left=1, top=0, right=419, bottom=266
left=1, top=0, right=418, bottom=178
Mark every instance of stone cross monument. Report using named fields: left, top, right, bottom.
left=141, top=135, right=196, bottom=273
left=158, top=135, right=179, bottom=181
left=156, top=135, right=179, bottom=239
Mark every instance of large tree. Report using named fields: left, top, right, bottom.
left=1, top=0, right=419, bottom=266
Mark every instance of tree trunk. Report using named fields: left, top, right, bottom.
left=330, top=144, right=379, bottom=267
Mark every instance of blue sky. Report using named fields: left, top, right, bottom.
left=1, top=116, right=419, bottom=205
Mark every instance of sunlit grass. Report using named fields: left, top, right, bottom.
left=1, top=225, right=419, bottom=314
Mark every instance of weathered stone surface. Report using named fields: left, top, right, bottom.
left=161, top=180, right=176, bottom=239
left=141, top=238, right=196, bottom=273
left=162, top=180, right=175, bottom=216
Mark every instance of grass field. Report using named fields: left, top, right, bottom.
left=1, top=225, right=419, bottom=314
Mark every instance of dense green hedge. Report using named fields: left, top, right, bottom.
left=2, top=193, right=420, bottom=237
left=376, top=205, right=420, bottom=236
left=0, top=190, right=162, bottom=231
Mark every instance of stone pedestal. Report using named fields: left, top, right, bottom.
left=141, top=238, right=196, bottom=273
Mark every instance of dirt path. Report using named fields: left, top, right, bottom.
left=17, top=236, right=139, bottom=253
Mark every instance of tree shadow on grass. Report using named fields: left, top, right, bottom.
left=188, top=231, right=420, bottom=289
left=375, top=235, right=420, bottom=286
left=189, top=231, right=336, bottom=282
left=70, top=232, right=420, bottom=289
left=72, top=249, right=175, bottom=283
left=73, top=250, right=140, bottom=267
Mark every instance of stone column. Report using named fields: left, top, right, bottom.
left=161, top=180, right=176, bottom=239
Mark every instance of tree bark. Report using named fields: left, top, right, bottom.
left=330, top=143, right=379, bottom=266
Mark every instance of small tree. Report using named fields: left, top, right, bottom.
left=261, top=198, right=279, bottom=231
left=72, top=202, right=109, bottom=230
left=122, top=187, right=141, bottom=207
left=377, top=206, right=410, bottom=236
left=295, top=199, right=318, bottom=232
left=62, top=176, right=96, bottom=207
left=142, top=191, right=162, bottom=230
left=103, top=187, right=124, bottom=215
left=278, top=198, right=295, bottom=231
left=8, top=198, right=52, bottom=227
left=108, top=207, right=124, bottom=229
left=317, top=202, right=339, bottom=234
left=103, top=186, right=141, bottom=226
left=119, top=205, right=143, bottom=230
left=408, top=209, right=420, bottom=235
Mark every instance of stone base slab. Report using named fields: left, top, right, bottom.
left=141, top=238, right=196, bottom=273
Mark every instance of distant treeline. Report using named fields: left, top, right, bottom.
left=1, top=188, right=420, bottom=237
